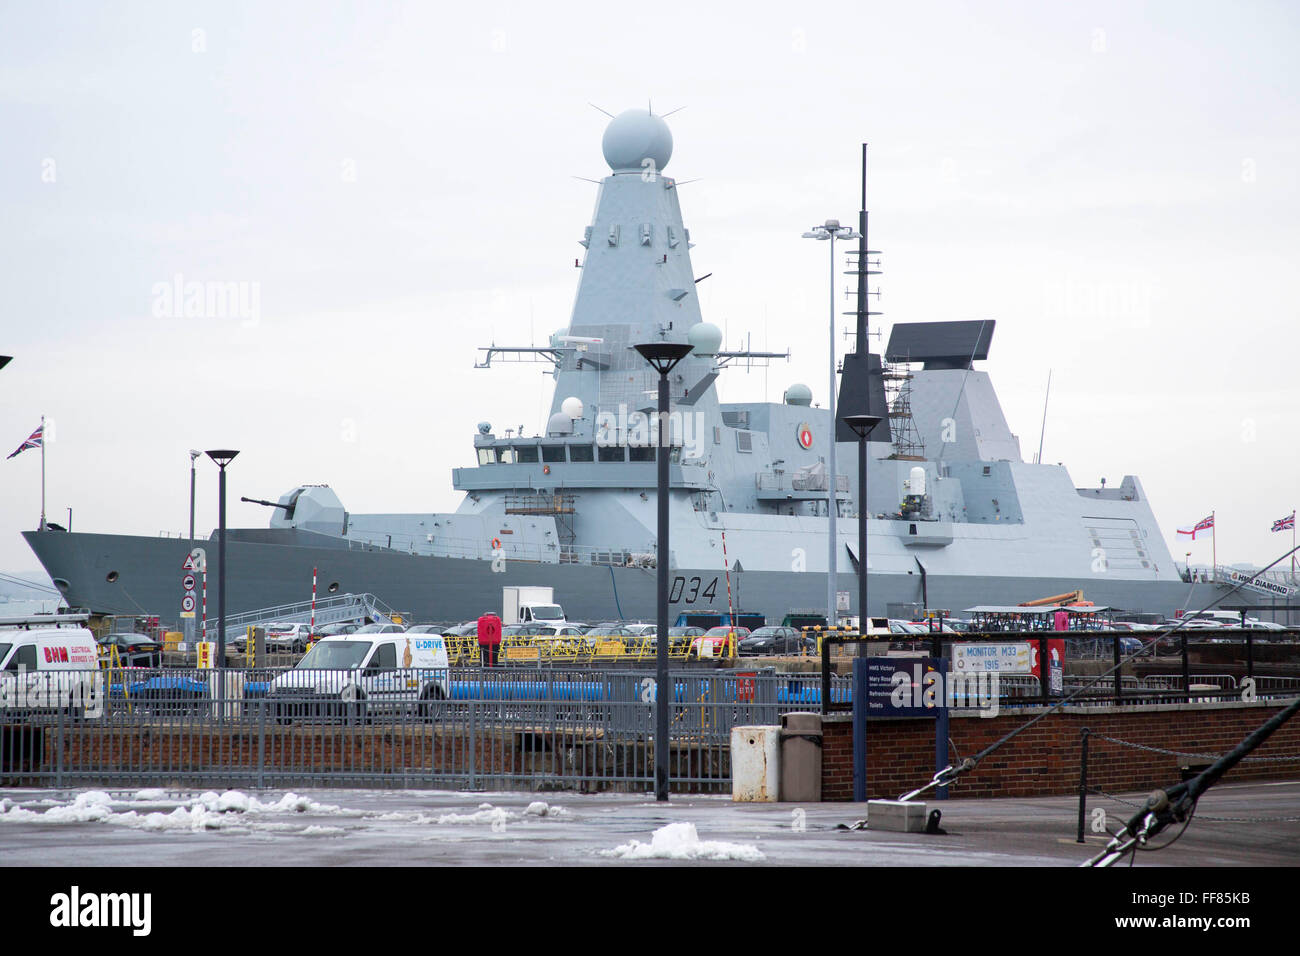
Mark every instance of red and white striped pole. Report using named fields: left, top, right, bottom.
left=311, top=567, right=317, bottom=632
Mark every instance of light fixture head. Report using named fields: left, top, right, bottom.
left=841, top=414, right=883, bottom=439
left=205, top=449, right=240, bottom=467
left=634, top=342, right=693, bottom=375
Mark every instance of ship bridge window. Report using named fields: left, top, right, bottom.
left=499, top=447, right=517, bottom=464
left=629, top=445, right=655, bottom=462
left=514, top=445, right=539, bottom=464
left=541, top=445, right=566, bottom=463
left=598, top=445, right=625, bottom=463
left=570, top=445, right=594, bottom=463
left=477, top=448, right=498, bottom=465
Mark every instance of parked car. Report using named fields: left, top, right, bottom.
left=441, top=622, right=480, bottom=638
left=263, top=622, right=314, bottom=653
left=737, top=626, right=805, bottom=656
left=97, top=632, right=163, bottom=667
left=352, top=623, right=405, bottom=635
left=313, top=622, right=362, bottom=640
left=692, top=626, right=750, bottom=656
left=584, top=624, right=633, bottom=638
left=635, top=626, right=703, bottom=653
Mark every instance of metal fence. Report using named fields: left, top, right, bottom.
left=0, top=666, right=788, bottom=794
left=5, top=661, right=1298, bottom=793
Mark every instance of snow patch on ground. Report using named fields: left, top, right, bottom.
left=300, top=825, right=347, bottom=837
left=602, top=823, right=765, bottom=862
left=0, top=789, right=350, bottom=833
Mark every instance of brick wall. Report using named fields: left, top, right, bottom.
left=821, top=700, right=1300, bottom=801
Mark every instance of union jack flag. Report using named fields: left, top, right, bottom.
left=1177, top=514, right=1214, bottom=539
left=1273, top=513, right=1296, bottom=533
left=5, top=424, right=42, bottom=460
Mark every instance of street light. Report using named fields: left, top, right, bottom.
left=634, top=341, right=693, bottom=803
left=803, top=219, right=860, bottom=625
left=842, top=414, right=882, bottom=628
left=205, top=450, right=239, bottom=681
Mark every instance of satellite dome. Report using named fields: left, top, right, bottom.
left=602, top=109, right=673, bottom=173
left=560, top=396, right=584, bottom=419
left=784, top=383, right=813, bottom=406
left=546, top=412, right=574, bottom=436
left=687, top=322, right=722, bottom=356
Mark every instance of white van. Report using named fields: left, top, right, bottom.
left=267, top=632, right=450, bottom=720
left=0, top=618, right=102, bottom=718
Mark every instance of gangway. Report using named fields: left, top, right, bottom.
left=209, top=593, right=406, bottom=643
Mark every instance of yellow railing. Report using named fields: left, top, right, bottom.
left=443, top=634, right=710, bottom=664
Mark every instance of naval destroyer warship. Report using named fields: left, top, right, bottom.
left=23, top=109, right=1257, bottom=627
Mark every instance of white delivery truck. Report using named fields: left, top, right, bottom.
left=0, top=615, right=103, bottom=719
left=502, top=586, right=566, bottom=626
left=268, top=632, right=450, bottom=721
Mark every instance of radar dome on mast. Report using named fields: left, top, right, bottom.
left=602, top=109, right=673, bottom=173
left=560, top=396, right=584, bottom=419
left=687, top=322, right=722, bottom=356
left=784, top=383, right=813, bottom=406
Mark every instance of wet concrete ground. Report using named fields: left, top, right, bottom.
left=2, top=779, right=1297, bottom=866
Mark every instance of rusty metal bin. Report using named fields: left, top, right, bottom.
left=780, top=711, right=823, bottom=803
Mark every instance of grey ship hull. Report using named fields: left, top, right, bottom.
left=24, top=527, right=1219, bottom=625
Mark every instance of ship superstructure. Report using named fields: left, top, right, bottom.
left=25, top=109, right=1242, bottom=625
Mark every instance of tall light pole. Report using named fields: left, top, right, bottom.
left=843, top=414, right=882, bottom=626
left=189, top=450, right=200, bottom=547
left=803, top=219, right=860, bottom=625
left=634, top=341, right=693, bottom=802
left=206, top=450, right=239, bottom=687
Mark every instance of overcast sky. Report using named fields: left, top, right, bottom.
left=1, top=0, right=1297, bottom=577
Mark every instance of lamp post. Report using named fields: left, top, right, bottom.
left=205, top=450, right=239, bottom=695
left=803, top=219, right=860, bottom=625
left=842, top=414, right=882, bottom=628
left=189, top=450, right=200, bottom=547
left=634, top=341, right=693, bottom=802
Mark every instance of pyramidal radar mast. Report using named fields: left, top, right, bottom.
left=475, top=107, right=786, bottom=424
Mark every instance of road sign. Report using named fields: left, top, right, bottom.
left=181, top=595, right=196, bottom=613
left=863, top=656, right=945, bottom=718
left=182, top=574, right=196, bottom=591
left=183, top=548, right=207, bottom=572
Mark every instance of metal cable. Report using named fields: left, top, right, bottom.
left=1088, top=733, right=1300, bottom=763
left=1087, top=785, right=1300, bottom=824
